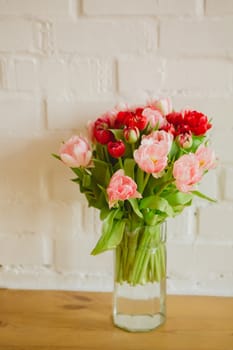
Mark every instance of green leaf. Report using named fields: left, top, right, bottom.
left=140, top=196, right=174, bottom=217
left=124, top=158, right=136, bottom=179
left=82, top=174, right=91, bottom=188
left=189, top=135, right=206, bottom=152
left=91, top=217, right=126, bottom=255
left=109, top=129, right=124, bottom=140
left=52, top=153, right=61, bottom=161
left=136, top=167, right=144, bottom=193
left=89, top=191, right=108, bottom=210
left=102, top=209, right=120, bottom=235
left=100, top=207, right=110, bottom=220
left=71, top=167, right=83, bottom=178
left=128, top=198, right=143, bottom=219
left=191, top=190, right=217, bottom=203
left=71, top=177, right=80, bottom=184
left=92, top=159, right=111, bottom=187
left=168, top=141, right=179, bottom=160
left=166, top=192, right=193, bottom=206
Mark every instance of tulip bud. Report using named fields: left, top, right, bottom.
left=123, top=126, right=140, bottom=144
left=177, top=133, right=193, bottom=149
left=153, top=98, right=173, bottom=116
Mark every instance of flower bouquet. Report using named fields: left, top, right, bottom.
left=54, top=98, right=216, bottom=331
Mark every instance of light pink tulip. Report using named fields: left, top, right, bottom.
left=134, top=130, right=173, bottom=177
left=142, top=107, right=166, bottom=128
left=141, top=130, right=173, bottom=154
left=134, top=144, right=168, bottom=177
left=195, top=145, right=216, bottom=171
left=59, top=135, right=92, bottom=168
left=148, top=97, right=173, bottom=116
left=107, top=170, right=142, bottom=208
left=173, top=154, right=203, bottom=192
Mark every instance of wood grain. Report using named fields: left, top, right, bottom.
left=0, top=289, right=232, bottom=350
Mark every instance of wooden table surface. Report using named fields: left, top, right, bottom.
left=0, top=289, right=232, bottom=350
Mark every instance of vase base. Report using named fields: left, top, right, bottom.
left=113, top=313, right=165, bottom=332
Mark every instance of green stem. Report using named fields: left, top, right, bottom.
left=103, top=145, right=110, bottom=162
left=131, top=230, right=151, bottom=285
left=118, top=157, right=123, bottom=169
left=125, top=233, right=138, bottom=281
left=141, top=173, right=151, bottom=194
left=115, top=224, right=165, bottom=286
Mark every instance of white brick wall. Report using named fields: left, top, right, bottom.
left=0, top=0, right=232, bottom=296
left=160, top=18, right=233, bottom=53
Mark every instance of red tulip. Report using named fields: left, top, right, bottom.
left=107, top=141, right=126, bottom=158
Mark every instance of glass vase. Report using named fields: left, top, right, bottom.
left=112, top=223, right=166, bottom=332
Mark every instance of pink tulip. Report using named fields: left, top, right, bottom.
left=134, top=131, right=173, bottom=177
left=195, top=145, right=216, bottom=171
left=142, top=107, right=166, bottom=128
left=173, top=154, right=203, bottom=192
left=141, top=130, right=173, bottom=154
left=59, top=135, right=92, bottom=168
left=107, top=170, right=142, bottom=208
left=148, top=97, right=173, bottom=116
left=134, top=144, right=168, bottom=177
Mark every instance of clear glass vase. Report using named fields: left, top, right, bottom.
left=112, top=223, right=166, bottom=332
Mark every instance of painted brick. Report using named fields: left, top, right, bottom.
left=69, top=58, right=114, bottom=96
left=54, top=237, right=112, bottom=273
left=0, top=0, right=231, bottom=295
left=40, top=59, right=67, bottom=94
left=0, top=20, right=35, bottom=51
left=118, top=57, right=162, bottom=93
left=224, top=167, right=233, bottom=201
left=195, top=274, right=233, bottom=296
left=167, top=278, right=197, bottom=295
left=0, top=0, right=72, bottom=17
left=0, top=166, right=43, bottom=201
left=42, top=58, right=114, bottom=97
left=0, top=94, right=41, bottom=131
left=48, top=167, right=83, bottom=201
left=160, top=19, right=233, bottom=53
left=45, top=200, right=84, bottom=237
left=83, top=0, right=196, bottom=15
left=0, top=136, right=52, bottom=201
left=0, top=201, right=49, bottom=236
left=167, top=208, right=196, bottom=241
left=0, top=60, right=3, bottom=87
left=54, top=19, right=157, bottom=54
left=83, top=0, right=157, bottom=15
left=172, top=96, right=233, bottom=130
left=167, top=242, right=194, bottom=279
left=13, top=59, right=37, bottom=91
left=194, top=241, right=233, bottom=277
left=0, top=236, right=53, bottom=265
left=157, top=0, right=197, bottom=15
left=212, top=130, right=233, bottom=163
left=197, top=170, right=218, bottom=203
left=205, top=0, right=233, bottom=16
left=163, top=59, right=232, bottom=92
left=46, top=98, right=117, bottom=130
left=197, top=204, right=233, bottom=239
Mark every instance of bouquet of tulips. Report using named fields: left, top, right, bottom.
left=54, top=98, right=216, bottom=285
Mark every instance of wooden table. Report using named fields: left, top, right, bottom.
left=0, top=289, right=232, bottom=350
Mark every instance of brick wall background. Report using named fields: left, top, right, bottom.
left=0, top=0, right=232, bottom=296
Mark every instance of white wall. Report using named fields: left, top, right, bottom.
left=0, top=0, right=232, bottom=296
